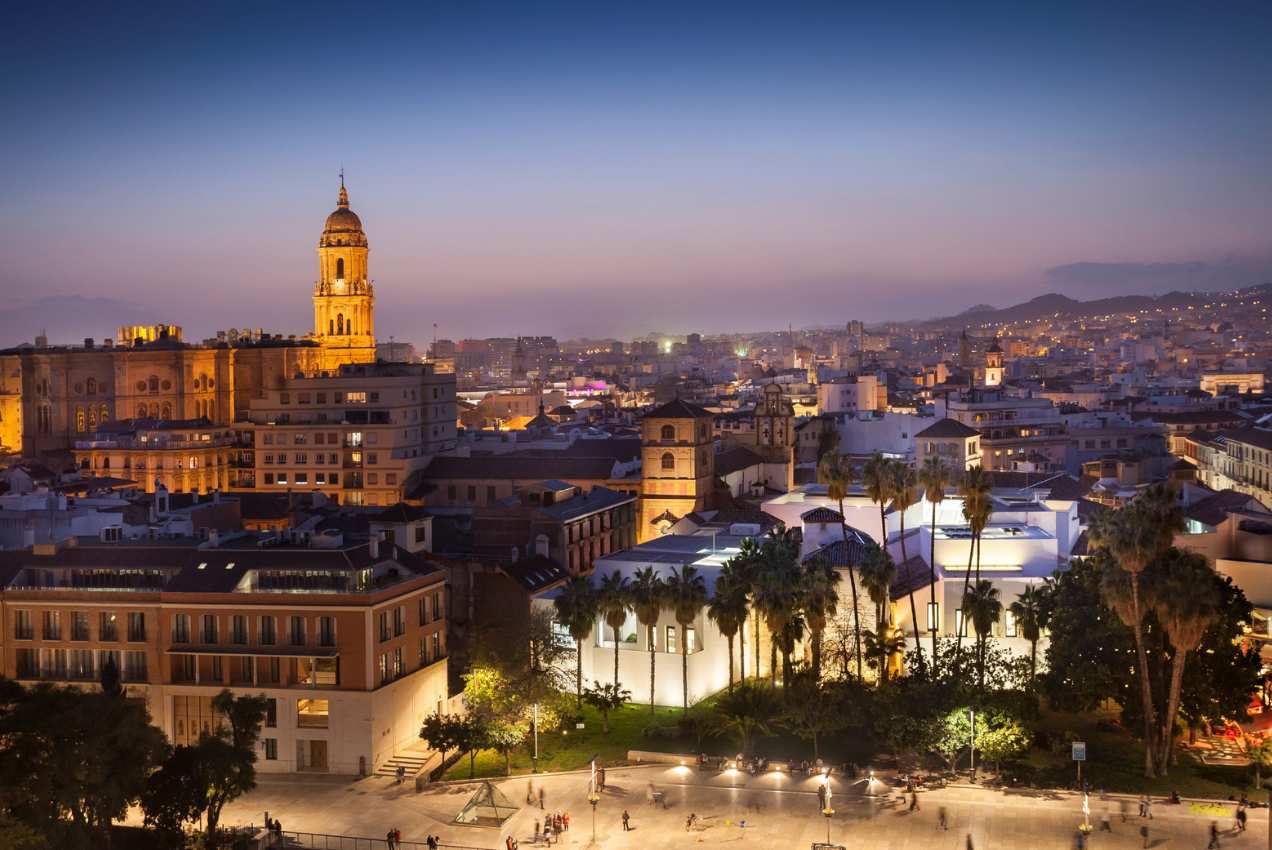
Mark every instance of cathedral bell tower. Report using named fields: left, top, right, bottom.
left=312, top=174, right=376, bottom=370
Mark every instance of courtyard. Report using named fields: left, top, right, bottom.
left=215, top=763, right=1271, bottom=849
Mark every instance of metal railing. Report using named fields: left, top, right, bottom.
left=260, top=828, right=493, bottom=850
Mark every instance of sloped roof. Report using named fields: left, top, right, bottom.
left=1185, top=489, right=1266, bottom=527
left=890, top=554, right=931, bottom=600
left=801, top=506, right=844, bottom=523
left=502, top=555, right=568, bottom=593
left=642, top=398, right=713, bottom=420
left=915, top=418, right=980, bottom=439
left=372, top=502, right=431, bottom=523
left=803, top=526, right=877, bottom=568
left=716, top=445, right=767, bottom=476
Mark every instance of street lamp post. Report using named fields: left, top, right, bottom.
left=969, top=709, right=976, bottom=781
left=821, top=775, right=834, bottom=845
left=589, top=791, right=600, bottom=844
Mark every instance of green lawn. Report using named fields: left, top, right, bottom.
left=441, top=703, right=701, bottom=780
left=1004, top=708, right=1254, bottom=798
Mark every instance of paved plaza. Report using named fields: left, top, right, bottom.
left=210, top=764, right=1272, bottom=849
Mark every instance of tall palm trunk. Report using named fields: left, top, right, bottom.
left=648, top=635, right=656, bottom=714
left=954, top=532, right=975, bottom=675
left=900, top=510, right=923, bottom=675
left=613, top=636, right=620, bottom=689
left=1158, top=646, right=1190, bottom=775
left=770, top=637, right=778, bottom=685
left=839, top=496, right=864, bottom=680
left=681, top=634, right=689, bottom=714
left=1130, top=576, right=1158, bottom=777
left=1028, top=637, right=1037, bottom=685
left=929, top=502, right=939, bottom=674
left=576, top=638, right=584, bottom=708
left=754, top=609, right=761, bottom=679
left=726, top=633, right=735, bottom=690
left=810, top=624, right=823, bottom=681
left=739, top=622, right=747, bottom=680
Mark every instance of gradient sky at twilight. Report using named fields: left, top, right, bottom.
left=2, top=1, right=1271, bottom=345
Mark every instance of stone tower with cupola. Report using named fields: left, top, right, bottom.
left=638, top=398, right=716, bottom=541
left=984, top=337, right=1004, bottom=388
left=312, top=175, right=376, bottom=371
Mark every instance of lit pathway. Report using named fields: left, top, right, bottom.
left=212, top=764, right=1269, bottom=848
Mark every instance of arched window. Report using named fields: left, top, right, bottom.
left=336, top=314, right=344, bottom=335
left=75, top=406, right=85, bottom=433
left=329, top=319, right=334, bottom=336
left=100, top=404, right=109, bottom=422
left=161, top=403, right=172, bottom=420
left=148, top=376, right=159, bottom=394
left=660, top=452, right=675, bottom=471
left=336, top=258, right=345, bottom=279
left=137, top=404, right=148, bottom=419
left=88, top=406, right=97, bottom=428
left=86, top=377, right=96, bottom=395
left=660, top=424, right=675, bottom=441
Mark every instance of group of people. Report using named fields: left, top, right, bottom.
left=531, top=811, right=569, bottom=845
left=262, top=816, right=283, bottom=847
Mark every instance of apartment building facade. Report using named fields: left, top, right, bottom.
left=73, top=418, right=237, bottom=494
left=0, top=534, right=448, bottom=775
left=231, top=362, right=457, bottom=507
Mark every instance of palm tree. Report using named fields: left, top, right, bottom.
left=553, top=575, right=597, bottom=707
left=715, top=680, right=783, bottom=757
left=858, top=543, right=897, bottom=685
left=888, top=459, right=923, bottom=673
left=954, top=466, right=992, bottom=675
left=629, top=567, right=665, bottom=713
left=965, top=579, right=1001, bottom=693
left=817, top=451, right=864, bottom=679
left=596, top=570, right=630, bottom=688
left=774, top=612, right=807, bottom=685
left=728, top=536, right=763, bottom=680
left=1097, top=483, right=1184, bottom=777
left=664, top=564, right=708, bottom=714
left=1008, top=585, right=1048, bottom=689
left=1150, top=548, right=1220, bottom=775
left=753, top=532, right=802, bottom=688
left=862, top=452, right=891, bottom=549
left=918, top=456, right=951, bottom=671
left=707, top=561, right=749, bottom=691
left=800, top=555, right=839, bottom=681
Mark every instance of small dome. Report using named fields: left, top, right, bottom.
left=324, top=206, right=363, bottom=234
left=320, top=179, right=367, bottom=247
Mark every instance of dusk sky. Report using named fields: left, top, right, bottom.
left=3, top=1, right=1271, bottom=346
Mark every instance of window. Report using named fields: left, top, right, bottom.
left=660, top=452, right=675, bottom=471
left=954, top=609, right=969, bottom=638
left=211, top=655, right=223, bottom=682
left=260, top=616, right=276, bottom=646
left=393, top=607, right=405, bottom=637
left=1004, top=609, right=1017, bottom=638
left=69, top=649, right=96, bottom=680
left=231, top=615, right=247, bottom=644
left=295, top=473, right=308, bottom=485
left=289, top=616, right=305, bottom=646
left=123, top=651, right=147, bottom=682
left=431, top=631, right=442, bottom=661
left=14, top=610, right=33, bottom=640
left=264, top=738, right=278, bottom=761
left=71, top=612, right=90, bottom=641
left=173, top=614, right=191, bottom=643
left=128, top=612, right=146, bottom=642
left=297, top=699, right=329, bottom=729
left=686, top=625, right=697, bottom=653
left=295, top=453, right=308, bottom=464
left=301, top=657, right=338, bottom=686
left=378, top=611, right=390, bottom=642
left=392, top=647, right=403, bottom=679
left=346, top=392, right=367, bottom=404
left=42, top=611, right=62, bottom=640
left=276, top=473, right=288, bottom=485
left=264, top=473, right=274, bottom=485
left=926, top=602, right=940, bottom=633
left=378, top=654, right=389, bottom=684
left=201, top=614, right=218, bottom=644
left=265, top=698, right=277, bottom=727
left=666, top=625, right=678, bottom=654
left=15, top=648, right=37, bottom=678
left=319, top=616, right=335, bottom=647
left=466, top=485, right=475, bottom=501
left=660, top=424, right=675, bottom=440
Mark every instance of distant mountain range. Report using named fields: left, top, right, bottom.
left=919, top=282, right=1272, bottom=329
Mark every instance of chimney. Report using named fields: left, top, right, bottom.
left=369, top=533, right=380, bottom=560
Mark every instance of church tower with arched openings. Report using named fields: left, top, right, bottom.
left=312, top=175, right=376, bottom=371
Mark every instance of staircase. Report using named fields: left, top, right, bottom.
left=374, top=750, right=433, bottom=779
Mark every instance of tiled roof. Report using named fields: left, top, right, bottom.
left=1184, top=489, right=1265, bottom=527
left=536, top=486, right=635, bottom=521
left=982, top=471, right=1094, bottom=501
left=916, top=418, right=980, bottom=439
left=802, top=526, right=877, bottom=568
left=890, top=554, right=931, bottom=600
left=372, top=502, right=431, bottom=523
left=1221, top=426, right=1272, bottom=452
left=716, top=445, right=766, bottom=476
left=502, top=555, right=569, bottom=592
left=800, top=507, right=844, bottom=523
left=642, top=398, right=714, bottom=420
left=415, top=455, right=626, bottom=486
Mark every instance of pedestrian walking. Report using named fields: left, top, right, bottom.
left=1100, top=806, right=1112, bottom=832
left=527, top=781, right=535, bottom=804
left=1073, top=829, right=1086, bottom=850
left=563, top=811, right=570, bottom=830
left=394, top=828, right=401, bottom=848
left=1119, top=799, right=1128, bottom=822
left=543, top=821, right=553, bottom=845
left=938, top=807, right=948, bottom=830
left=1137, top=795, right=1146, bottom=817
left=966, top=832, right=975, bottom=850
left=1139, top=824, right=1149, bottom=848
left=622, top=809, right=631, bottom=831
left=396, top=764, right=405, bottom=784
left=910, top=791, right=920, bottom=811
left=427, top=836, right=438, bottom=850
left=1237, top=806, right=1248, bottom=831
left=387, top=829, right=397, bottom=850
left=533, top=820, right=540, bottom=842
left=538, top=787, right=545, bottom=809
left=1144, top=796, right=1153, bottom=819
left=1207, top=821, right=1221, bottom=849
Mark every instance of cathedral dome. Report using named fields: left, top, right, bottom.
left=320, top=179, right=367, bottom=247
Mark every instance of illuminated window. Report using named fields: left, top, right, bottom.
left=927, top=602, right=940, bottom=633
left=666, top=625, right=678, bottom=654
left=660, top=424, right=675, bottom=440
left=297, top=699, right=329, bottom=729
left=1004, top=610, right=1017, bottom=638
left=335, top=258, right=344, bottom=279
left=661, top=452, right=675, bottom=471
left=954, top=609, right=969, bottom=638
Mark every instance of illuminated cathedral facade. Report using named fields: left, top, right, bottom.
left=0, top=180, right=382, bottom=459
